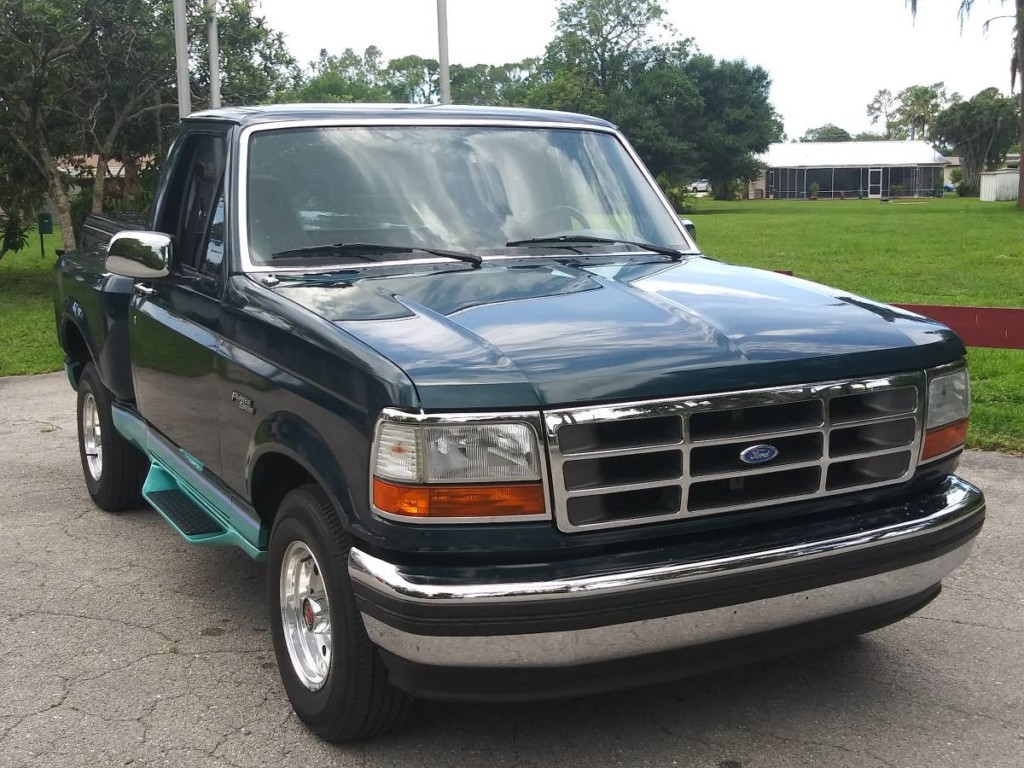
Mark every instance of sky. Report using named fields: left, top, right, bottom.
left=257, top=0, right=1017, bottom=140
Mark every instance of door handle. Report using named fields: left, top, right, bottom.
left=134, top=283, right=155, bottom=296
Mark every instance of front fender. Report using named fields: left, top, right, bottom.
left=246, top=411, right=360, bottom=533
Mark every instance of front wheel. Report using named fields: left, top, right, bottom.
left=76, top=363, right=147, bottom=511
left=267, top=484, right=411, bottom=742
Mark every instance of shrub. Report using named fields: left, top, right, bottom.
left=657, top=174, right=697, bottom=214
left=889, top=184, right=903, bottom=197
left=809, top=181, right=820, bottom=199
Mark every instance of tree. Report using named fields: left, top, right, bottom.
left=0, top=145, right=48, bottom=260
left=908, top=0, right=1024, bottom=208
left=0, top=0, right=98, bottom=248
left=193, top=0, right=300, bottom=108
left=801, top=124, right=853, bottom=142
left=893, top=82, right=952, bottom=141
left=867, top=89, right=902, bottom=138
left=933, top=87, right=1019, bottom=195
left=450, top=60, right=540, bottom=106
left=293, top=47, right=391, bottom=102
left=0, top=0, right=299, bottom=247
left=544, top=0, right=669, bottom=94
left=683, top=55, right=782, bottom=199
left=67, top=0, right=178, bottom=214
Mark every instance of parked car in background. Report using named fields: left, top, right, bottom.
left=55, top=104, right=984, bottom=743
left=688, top=178, right=710, bottom=193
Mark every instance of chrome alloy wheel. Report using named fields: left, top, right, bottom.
left=81, top=392, right=103, bottom=480
left=280, top=540, right=333, bottom=691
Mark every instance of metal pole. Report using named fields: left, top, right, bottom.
left=437, top=0, right=451, bottom=104
left=206, top=0, right=221, bottom=109
left=173, top=0, right=191, bottom=118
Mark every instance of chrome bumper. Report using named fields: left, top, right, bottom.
left=349, top=477, right=984, bottom=670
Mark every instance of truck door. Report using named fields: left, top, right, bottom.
left=130, top=129, right=228, bottom=475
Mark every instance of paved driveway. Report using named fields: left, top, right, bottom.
left=1, top=373, right=1021, bottom=768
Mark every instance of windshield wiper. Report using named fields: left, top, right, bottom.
left=270, top=242, right=482, bottom=267
left=505, top=235, right=685, bottom=261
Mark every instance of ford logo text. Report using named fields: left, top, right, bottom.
left=739, top=444, right=779, bottom=464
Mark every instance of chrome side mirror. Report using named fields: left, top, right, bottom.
left=105, top=231, right=172, bottom=279
left=679, top=217, right=697, bottom=241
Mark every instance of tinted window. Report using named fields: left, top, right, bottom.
left=246, top=126, right=685, bottom=265
left=200, top=194, right=225, bottom=278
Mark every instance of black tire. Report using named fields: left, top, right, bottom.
left=76, top=363, right=148, bottom=511
left=268, top=484, right=411, bottom=742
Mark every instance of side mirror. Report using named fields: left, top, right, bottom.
left=105, top=231, right=172, bottom=279
left=679, top=217, right=697, bottom=241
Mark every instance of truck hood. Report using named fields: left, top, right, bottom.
left=273, top=257, right=963, bottom=409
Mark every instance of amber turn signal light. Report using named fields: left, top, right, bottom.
left=921, top=419, right=968, bottom=462
left=372, top=477, right=546, bottom=518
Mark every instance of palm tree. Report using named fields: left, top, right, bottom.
left=909, top=0, right=1024, bottom=208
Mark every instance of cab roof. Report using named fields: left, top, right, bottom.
left=186, top=103, right=616, bottom=130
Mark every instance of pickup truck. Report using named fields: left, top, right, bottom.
left=54, top=104, right=985, bottom=743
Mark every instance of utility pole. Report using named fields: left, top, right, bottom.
left=437, top=0, right=451, bottom=104
left=206, top=0, right=221, bottom=109
left=173, top=0, right=191, bottom=118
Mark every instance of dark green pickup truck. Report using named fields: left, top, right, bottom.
left=54, top=104, right=984, bottom=742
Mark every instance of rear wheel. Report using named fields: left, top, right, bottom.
left=268, top=484, right=411, bottom=742
left=76, top=363, right=147, bottom=511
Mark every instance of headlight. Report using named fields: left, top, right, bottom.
left=371, top=414, right=546, bottom=521
left=926, top=369, right=970, bottom=429
left=922, top=368, right=970, bottom=462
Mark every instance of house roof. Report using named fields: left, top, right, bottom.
left=762, top=141, right=948, bottom=168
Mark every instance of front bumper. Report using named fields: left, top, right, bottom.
left=349, top=476, right=984, bottom=700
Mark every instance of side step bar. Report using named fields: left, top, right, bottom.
left=112, top=404, right=267, bottom=561
left=144, top=464, right=227, bottom=540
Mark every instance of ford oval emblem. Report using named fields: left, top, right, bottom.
left=739, top=444, right=779, bottom=464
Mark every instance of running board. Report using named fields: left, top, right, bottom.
left=112, top=404, right=267, bottom=561
left=144, top=465, right=227, bottom=540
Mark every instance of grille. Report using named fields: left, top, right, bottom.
left=544, top=374, right=924, bottom=532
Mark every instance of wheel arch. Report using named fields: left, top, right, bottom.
left=247, top=414, right=360, bottom=535
left=60, top=316, right=94, bottom=386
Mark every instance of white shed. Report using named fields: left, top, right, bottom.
left=980, top=170, right=1020, bottom=202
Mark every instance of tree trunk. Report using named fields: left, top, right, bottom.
left=91, top=154, right=108, bottom=214
left=38, top=144, right=75, bottom=251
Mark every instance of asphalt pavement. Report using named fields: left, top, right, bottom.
left=1, top=372, right=1021, bottom=768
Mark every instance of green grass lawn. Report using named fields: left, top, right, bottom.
left=692, top=197, right=1024, bottom=454
left=0, top=233, right=63, bottom=376
left=2, top=198, right=1022, bottom=452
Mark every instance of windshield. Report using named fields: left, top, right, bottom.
left=245, top=125, right=688, bottom=267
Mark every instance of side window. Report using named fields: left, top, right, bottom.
left=199, top=194, right=226, bottom=279
left=160, top=132, right=227, bottom=272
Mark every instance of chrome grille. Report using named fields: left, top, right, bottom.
left=544, top=373, right=925, bottom=532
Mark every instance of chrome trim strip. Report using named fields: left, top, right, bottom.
left=561, top=442, right=687, bottom=459
left=368, top=407, right=553, bottom=525
left=689, top=457, right=825, bottom=481
left=359, top=541, right=974, bottom=668
left=688, top=425, right=823, bottom=447
left=544, top=372, right=927, bottom=533
left=565, top=476, right=684, bottom=498
left=348, top=476, right=981, bottom=605
left=235, top=118, right=699, bottom=274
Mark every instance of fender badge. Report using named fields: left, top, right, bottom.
left=231, top=391, right=256, bottom=415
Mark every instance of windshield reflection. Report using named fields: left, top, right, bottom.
left=246, top=126, right=686, bottom=265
